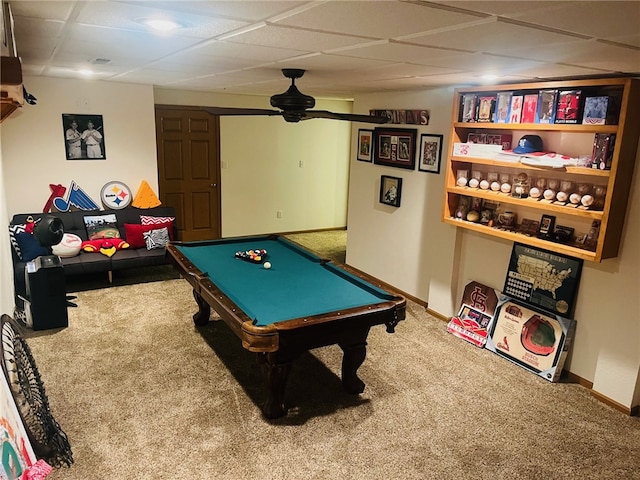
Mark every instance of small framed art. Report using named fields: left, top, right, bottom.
left=357, top=129, right=373, bottom=162
left=379, top=175, right=402, bottom=207
left=373, top=128, right=417, bottom=170
left=418, top=133, right=443, bottom=174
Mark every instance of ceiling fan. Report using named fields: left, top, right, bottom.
left=202, top=69, right=390, bottom=124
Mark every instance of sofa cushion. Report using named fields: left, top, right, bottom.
left=15, top=232, right=49, bottom=262
left=144, top=227, right=170, bottom=250
left=124, top=222, right=173, bottom=249
left=8, top=223, right=27, bottom=259
left=52, top=233, right=83, bottom=258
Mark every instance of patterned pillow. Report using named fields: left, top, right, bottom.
left=8, top=224, right=27, bottom=259
left=140, top=215, right=175, bottom=239
left=143, top=227, right=170, bottom=250
left=140, top=215, right=175, bottom=225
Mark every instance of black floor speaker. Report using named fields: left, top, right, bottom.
left=25, top=255, right=68, bottom=331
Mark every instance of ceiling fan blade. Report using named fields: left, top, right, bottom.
left=302, top=110, right=390, bottom=124
left=202, top=106, right=283, bottom=117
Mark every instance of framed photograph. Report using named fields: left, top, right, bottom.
left=356, top=129, right=374, bottom=162
left=62, top=114, right=106, bottom=160
left=502, top=242, right=583, bottom=317
left=379, top=175, right=402, bottom=207
left=418, top=133, right=443, bottom=174
left=537, top=214, right=556, bottom=238
left=373, top=128, right=417, bottom=170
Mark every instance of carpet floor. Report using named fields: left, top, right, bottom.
left=21, top=231, right=640, bottom=480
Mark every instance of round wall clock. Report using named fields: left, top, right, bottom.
left=100, top=181, right=132, bottom=209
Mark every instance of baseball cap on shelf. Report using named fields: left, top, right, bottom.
left=513, top=135, right=543, bottom=154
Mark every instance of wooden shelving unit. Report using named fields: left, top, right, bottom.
left=442, top=77, right=640, bottom=262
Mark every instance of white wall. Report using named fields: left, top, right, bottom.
left=1, top=76, right=159, bottom=215
left=348, top=86, right=640, bottom=410
left=0, top=138, right=14, bottom=316
left=347, top=86, right=459, bottom=311
left=153, top=87, right=352, bottom=237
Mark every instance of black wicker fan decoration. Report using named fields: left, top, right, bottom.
left=1, top=314, right=73, bottom=468
left=203, top=69, right=391, bottom=124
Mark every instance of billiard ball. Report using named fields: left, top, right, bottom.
left=263, top=262, right=271, bottom=269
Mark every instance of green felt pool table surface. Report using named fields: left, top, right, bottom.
left=174, top=235, right=395, bottom=327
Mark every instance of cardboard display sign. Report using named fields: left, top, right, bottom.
left=485, top=297, right=577, bottom=382
left=447, top=281, right=501, bottom=347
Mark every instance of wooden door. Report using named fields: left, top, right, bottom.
left=155, top=106, right=221, bottom=241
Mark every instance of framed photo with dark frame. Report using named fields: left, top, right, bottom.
left=62, top=113, right=106, bottom=160
left=379, top=175, right=402, bottom=207
left=418, top=133, right=443, bottom=173
left=502, top=242, right=583, bottom=317
left=357, top=129, right=374, bottom=162
left=373, top=127, right=417, bottom=170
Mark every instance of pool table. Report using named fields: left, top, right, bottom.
left=166, top=234, right=406, bottom=419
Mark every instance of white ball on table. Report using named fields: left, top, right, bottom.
left=263, top=262, right=271, bottom=269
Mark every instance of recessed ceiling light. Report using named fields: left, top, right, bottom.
left=78, top=69, right=94, bottom=76
left=140, top=18, right=182, bottom=32
left=481, top=74, right=498, bottom=81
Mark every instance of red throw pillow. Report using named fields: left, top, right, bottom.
left=124, top=222, right=173, bottom=249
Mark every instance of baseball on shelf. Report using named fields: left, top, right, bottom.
left=556, top=191, right=568, bottom=202
left=466, top=210, right=480, bottom=222
left=581, top=194, right=594, bottom=207
left=500, top=183, right=511, bottom=193
left=529, top=187, right=541, bottom=198
left=479, top=179, right=490, bottom=190
left=468, top=178, right=480, bottom=188
left=457, top=176, right=468, bottom=187
left=569, top=193, right=582, bottom=204
left=490, top=181, right=501, bottom=192
left=543, top=189, right=556, bottom=200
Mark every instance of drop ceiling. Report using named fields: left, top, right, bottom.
left=9, top=0, right=640, bottom=99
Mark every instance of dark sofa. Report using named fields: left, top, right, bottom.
left=10, top=206, right=177, bottom=302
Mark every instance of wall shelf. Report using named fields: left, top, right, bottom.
left=442, top=77, right=640, bottom=262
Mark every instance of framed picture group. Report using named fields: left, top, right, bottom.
left=358, top=127, right=443, bottom=175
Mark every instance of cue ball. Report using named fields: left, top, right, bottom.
left=263, top=262, right=271, bottom=269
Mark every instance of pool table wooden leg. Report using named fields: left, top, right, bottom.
left=257, top=353, right=291, bottom=419
left=340, top=343, right=367, bottom=394
left=192, top=290, right=211, bottom=326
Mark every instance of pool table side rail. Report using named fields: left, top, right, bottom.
left=166, top=243, right=281, bottom=351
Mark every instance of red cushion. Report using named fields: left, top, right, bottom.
left=124, top=222, right=173, bottom=249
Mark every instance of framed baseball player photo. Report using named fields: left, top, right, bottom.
left=62, top=113, right=107, bottom=160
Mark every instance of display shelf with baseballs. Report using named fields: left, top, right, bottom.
left=443, top=77, right=640, bottom=263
